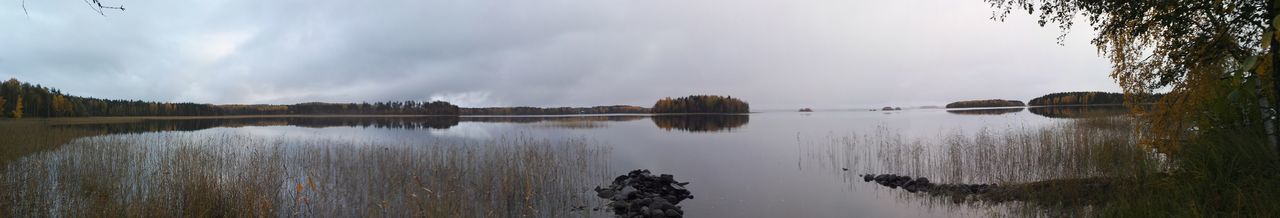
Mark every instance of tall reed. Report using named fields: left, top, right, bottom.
left=0, top=132, right=611, bottom=217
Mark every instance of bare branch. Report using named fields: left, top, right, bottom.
left=80, top=0, right=124, bottom=16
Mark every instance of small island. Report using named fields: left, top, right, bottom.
left=944, top=99, right=1025, bottom=109
left=652, top=95, right=749, bottom=114
left=881, top=107, right=903, bottom=111
left=799, top=108, right=813, bottom=112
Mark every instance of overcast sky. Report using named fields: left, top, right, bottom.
left=0, top=0, right=1117, bottom=109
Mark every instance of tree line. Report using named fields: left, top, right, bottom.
left=944, top=99, right=1025, bottom=109
left=1028, top=92, right=1124, bottom=106
left=1028, top=91, right=1163, bottom=106
left=0, top=78, right=459, bottom=118
left=652, top=95, right=749, bottom=114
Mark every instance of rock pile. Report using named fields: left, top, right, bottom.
left=594, top=169, right=693, bottom=218
left=861, top=174, right=997, bottom=194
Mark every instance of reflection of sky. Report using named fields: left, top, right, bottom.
left=75, top=110, right=1064, bottom=217
left=428, top=122, right=497, bottom=140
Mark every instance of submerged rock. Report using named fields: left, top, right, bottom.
left=595, top=169, right=694, bottom=218
left=860, top=173, right=1000, bottom=195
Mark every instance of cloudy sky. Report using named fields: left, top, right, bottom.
left=0, top=0, right=1116, bottom=109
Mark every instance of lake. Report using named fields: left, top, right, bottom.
left=0, top=107, right=1132, bottom=217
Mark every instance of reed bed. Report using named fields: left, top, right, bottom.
left=0, top=131, right=611, bottom=217
left=798, top=116, right=1164, bottom=216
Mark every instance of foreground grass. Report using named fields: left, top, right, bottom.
left=852, top=115, right=1280, bottom=216
left=1100, top=126, right=1280, bottom=217
left=0, top=130, right=611, bottom=217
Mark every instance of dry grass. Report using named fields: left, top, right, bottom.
left=798, top=116, right=1164, bottom=216
left=0, top=129, right=611, bottom=217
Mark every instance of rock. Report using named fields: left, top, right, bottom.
left=595, top=169, right=694, bottom=217
left=620, top=186, right=637, bottom=197
left=665, top=209, right=682, bottom=216
left=862, top=174, right=1003, bottom=196
left=597, top=188, right=617, bottom=198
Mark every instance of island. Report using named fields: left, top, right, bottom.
left=1027, top=91, right=1164, bottom=106
left=944, top=99, right=1026, bottom=109
left=652, top=95, right=749, bottom=114
left=799, top=108, right=814, bottom=112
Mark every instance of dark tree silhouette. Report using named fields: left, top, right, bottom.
left=0, top=78, right=459, bottom=118
left=652, top=95, right=749, bottom=114
left=944, top=99, right=1024, bottom=109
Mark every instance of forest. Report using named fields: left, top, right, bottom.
left=461, top=105, right=649, bottom=115
left=1027, top=91, right=1162, bottom=106
left=0, top=78, right=460, bottom=118
left=944, top=99, right=1025, bottom=108
left=652, top=95, right=750, bottom=114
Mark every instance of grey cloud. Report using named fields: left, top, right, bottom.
left=0, top=0, right=1117, bottom=109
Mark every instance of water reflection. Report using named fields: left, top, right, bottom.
left=463, top=115, right=648, bottom=123
left=56, top=116, right=463, bottom=134
left=945, top=108, right=1024, bottom=115
left=465, top=115, right=648, bottom=129
left=1029, top=106, right=1128, bottom=118
left=54, top=115, right=751, bottom=134
left=1, top=132, right=612, bottom=217
left=651, top=115, right=750, bottom=132
left=4, top=110, right=1120, bottom=217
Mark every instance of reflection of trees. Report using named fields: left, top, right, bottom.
left=58, top=116, right=463, bottom=134
left=946, top=108, right=1024, bottom=115
left=1029, top=106, right=1128, bottom=118
left=651, top=115, right=749, bottom=132
left=461, top=116, right=647, bottom=124
left=463, top=116, right=649, bottom=129
left=56, top=115, right=660, bottom=134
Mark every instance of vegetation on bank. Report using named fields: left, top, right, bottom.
left=0, top=78, right=460, bottom=117
left=943, top=99, right=1025, bottom=108
left=1028, top=91, right=1164, bottom=106
left=966, top=0, right=1280, bottom=216
left=1028, top=92, right=1123, bottom=106
left=652, top=95, right=749, bottom=114
left=461, top=105, right=648, bottom=115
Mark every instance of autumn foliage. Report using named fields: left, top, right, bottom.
left=1029, top=92, right=1124, bottom=106
left=652, top=95, right=749, bottom=114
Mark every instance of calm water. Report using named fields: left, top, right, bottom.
left=26, top=107, right=1118, bottom=217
